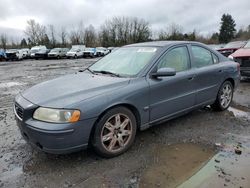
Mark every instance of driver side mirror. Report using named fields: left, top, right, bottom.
left=151, top=67, right=176, bottom=78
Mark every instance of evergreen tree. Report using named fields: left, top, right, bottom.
left=20, top=38, right=28, bottom=47
left=219, top=14, right=236, bottom=43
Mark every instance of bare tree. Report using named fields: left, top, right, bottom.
left=84, top=25, right=96, bottom=47
left=60, top=27, right=67, bottom=47
left=48, top=24, right=56, bottom=48
left=69, top=21, right=85, bottom=45
left=99, top=16, right=151, bottom=47
left=0, top=34, right=8, bottom=49
left=24, top=19, right=47, bottom=45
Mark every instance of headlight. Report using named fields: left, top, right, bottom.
left=228, top=55, right=234, bottom=60
left=33, top=107, right=80, bottom=123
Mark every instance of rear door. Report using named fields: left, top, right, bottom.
left=190, top=45, right=224, bottom=105
left=147, top=45, right=196, bottom=122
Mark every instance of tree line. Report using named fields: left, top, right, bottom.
left=0, top=14, right=250, bottom=49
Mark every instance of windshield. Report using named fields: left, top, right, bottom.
left=69, top=48, right=79, bottom=52
left=85, top=48, right=94, bottom=51
left=50, top=48, right=61, bottom=52
left=31, top=49, right=39, bottom=53
left=7, top=49, right=17, bottom=52
left=224, top=41, right=246, bottom=49
left=89, top=47, right=158, bottom=76
left=244, top=41, right=250, bottom=48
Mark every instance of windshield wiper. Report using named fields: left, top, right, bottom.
left=93, top=70, right=121, bottom=77
left=79, top=67, right=95, bottom=74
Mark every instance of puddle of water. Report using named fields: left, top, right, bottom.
left=179, top=135, right=250, bottom=188
left=139, top=143, right=215, bottom=188
left=228, top=107, right=250, bottom=121
left=0, top=82, right=24, bottom=88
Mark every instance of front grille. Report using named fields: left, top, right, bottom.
left=15, top=103, right=24, bottom=120
left=235, top=57, right=250, bottom=68
left=6, top=53, right=17, bottom=58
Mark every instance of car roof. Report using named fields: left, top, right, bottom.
left=124, top=40, right=203, bottom=47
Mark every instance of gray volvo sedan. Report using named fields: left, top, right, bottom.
left=14, top=41, right=240, bottom=157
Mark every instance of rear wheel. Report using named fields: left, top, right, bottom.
left=211, top=81, right=233, bottom=111
left=91, top=107, right=137, bottom=158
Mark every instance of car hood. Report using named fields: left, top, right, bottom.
left=21, top=72, right=130, bottom=108
left=218, top=48, right=239, bottom=51
left=231, top=48, right=250, bottom=58
left=36, top=52, right=47, bottom=54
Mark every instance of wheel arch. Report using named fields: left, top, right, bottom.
left=224, top=77, right=235, bottom=88
left=88, top=103, right=141, bottom=145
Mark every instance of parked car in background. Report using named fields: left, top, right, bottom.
left=66, top=45, right=85, bottom=58
left=48, top=48, right=69, bottom=59
left=0, top=49, right=7, bottom=61
left=107, top=47, right=114, bottom=53
left=5, top=49, right=24, bottom=61
left=21, top=48, right=30, bottom=58
left=14, top=41, right=240, bottom=158
left=83, top=48, right=96, bottom=57
left=229, top=40, right=250, bottom=78
left=217, top=41, right=247, bottom=57
left=34, top=49, right=51, bottom=60
left=30, top=46, right=47, bottom=58
left=207, top=44, right=224, bottom=50
left=96, top=47, right=109, bottom=56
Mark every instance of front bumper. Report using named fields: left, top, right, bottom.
left=48, top=54, right=58, bottom=58
left=14, top=95, right=97, bottom=154
left=34, top=54, right=47, bottom=59
left=66, top=53, right=76, bottom=57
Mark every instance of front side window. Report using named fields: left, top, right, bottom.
left=191, top=46, right=214, bottom=68
left=157, top=46, right=190, bottom=72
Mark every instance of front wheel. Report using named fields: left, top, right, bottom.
left=91, top=107, right=137, bottom=158
left=211, top=81, right=233, bottom=111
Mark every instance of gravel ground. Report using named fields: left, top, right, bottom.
left=0, top=58, right=250, bottom=188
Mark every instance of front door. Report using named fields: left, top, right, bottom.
left=147, top=45, right=196, bottom=122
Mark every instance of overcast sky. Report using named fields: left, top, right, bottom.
left=0, top=0, right=250, bottom=40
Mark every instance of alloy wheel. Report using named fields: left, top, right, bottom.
left=220, top=83, right=232, bottom=108
left=101, top=113, right=132, bottom=153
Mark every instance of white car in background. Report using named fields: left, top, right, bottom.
left=96, top=47, right=109, bottom=56
left=21, top=48, right=30, bottom=58
left=30, top=46, right=47, bottom=58
left=66, top=45, right=85, bottom=59
left=48, top=48, right=69, bottom=59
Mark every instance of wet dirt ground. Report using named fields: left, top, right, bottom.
left=0, top=58, right=250, bottom=188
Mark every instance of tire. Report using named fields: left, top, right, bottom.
left=91, top=107, right=137, bottom=158
left=211, top=81, right=233, bottom=111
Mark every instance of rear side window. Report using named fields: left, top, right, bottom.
left=191, top=46, right=214, bottom=68
left=157, top=46, right=190, bottom=72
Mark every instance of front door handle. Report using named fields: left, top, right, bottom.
left=188, top=76, right=194, bottom=81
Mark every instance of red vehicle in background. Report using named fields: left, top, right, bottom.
left=217, top=41, right=247, bottom=57
left=229, top=40, right=250, bottom=78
